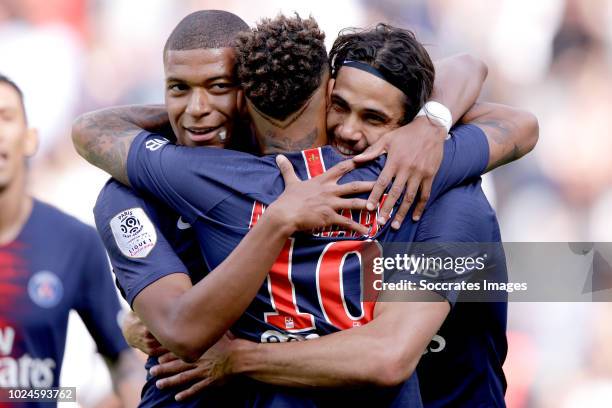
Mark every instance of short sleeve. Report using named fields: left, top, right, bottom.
left=72, top=224, right=129, bottom=359
left=126, top=131, right=279, bottom=223
left=94, top=179, right=190, bottom=307
left=428, top=124, right=489, bottom=206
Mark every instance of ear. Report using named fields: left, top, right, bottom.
left=326, top=78, right=335, bottom=108
left=236, top=88, right=247, bottom=118
left=23, top=127, right=39, bottom=158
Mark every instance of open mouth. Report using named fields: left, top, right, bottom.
left=184, top=125, right=226, bottom=143
left=333, top=142, right=358, bottom=156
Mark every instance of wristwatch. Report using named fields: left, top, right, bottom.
left=416, top=101, right=452, bottom=135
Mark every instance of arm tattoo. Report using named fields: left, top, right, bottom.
left=473, top=118, right=521, bottom=168
left=260, top=128, right=319, bottom=154
left=73, top=105, right=169, bottom=185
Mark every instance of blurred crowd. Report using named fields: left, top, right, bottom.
left=1, top=0, right=610, bottom=407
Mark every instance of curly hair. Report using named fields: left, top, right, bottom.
left=329, top=24, right=435, bottom=123
left=235, top=14, right=328, bottom=120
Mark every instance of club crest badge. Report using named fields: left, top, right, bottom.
left=28, top=271, right=63, bottom=308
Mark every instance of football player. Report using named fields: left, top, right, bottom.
left=75, top=11, right=536, bottom=404
left=0, top=74, right=144, bottom=406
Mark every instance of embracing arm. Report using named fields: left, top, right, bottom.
left=131, top=158, right=372, bottom=363
left=461, top=102, right=539, bottom=171
left=152, top=299, right=449, bottom=393
left=357, top=54, right=488, bottom=226
left=72, top=105, right=170, bottom=185
left=229, top=301, right=449, bottom=387
left=225, top=190, right=498, bottom=388
left=133, top=208, right=295, bottom=363
left=432, top=53, right=488, bottom=124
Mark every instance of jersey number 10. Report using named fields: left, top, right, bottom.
left=250, top=201, right=382, bottom=333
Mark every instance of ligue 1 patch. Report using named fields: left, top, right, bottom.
left=110, top=207, right=157, bottom=258
left=28, top=271, right=63, bottom=308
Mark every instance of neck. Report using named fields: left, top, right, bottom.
left=248, top=95, right=328, bottom=155
left=0, top=168, right=32, bottom=245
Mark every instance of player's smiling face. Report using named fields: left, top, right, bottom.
left=0, top=83, right=37, bottom=191
left=164, top=47, right=242, bottom=148
left=326, top=66, right=405, bottom=156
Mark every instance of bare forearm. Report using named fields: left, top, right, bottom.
left=136, top=159, right=371, bottom=361
left=162, top=210, right=295, bottom=361
left=228, top=300, right=447, bottom=388
left=365, top=56, right=487, bottom=225
left=231, top=324, right=390, bottom=388
left=72, top=104, right=169, bottom=184
left=432, top=54, right=488, bottom=126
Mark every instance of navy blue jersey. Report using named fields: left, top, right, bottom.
left=0, top=200, right=128, bottom=407
left=124, top=125, right=489, bottom=407
left=414, top=180, right=507, bottom=407
left=126, top=125, right=488, bottom=340
left=94, top=180, right=206, bottom=307
left=94, top=180, right=226, bottom=407
left=93, top=185, right=423, bottom=408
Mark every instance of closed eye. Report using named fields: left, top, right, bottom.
left=331, top=95, right=349, bottom=112
left=364, top=114, right=387, bottom=125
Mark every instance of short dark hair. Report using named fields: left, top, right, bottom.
left=0, top=73, right=26, bottom=120
left=235, top=14, right=328, bottom=120
left=164, top=10, right=249, bottom=56
left=329, top=23, right=435, bottom=123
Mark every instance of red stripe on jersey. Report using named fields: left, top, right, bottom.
left=358, top=207, right=376, bottom=237
left=0, top=249, right=28, bottom=312
left=301, top=147, right=326, bottom=179
left=249, top=201, right=266, bottom=229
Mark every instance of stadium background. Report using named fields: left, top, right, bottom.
left=1, top=0, right=611, bottom=406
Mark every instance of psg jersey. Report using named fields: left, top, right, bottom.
left=118, top=124, right=490, bottom=406
left=126, top=125, right=488, bottom=341
left=95, top=181, right=216, bottom=407
left=412, top=180, right=508, bottom=407
left=95, top=180, right=424, bottom=408
left=0, top=200, right=128, bottom=407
